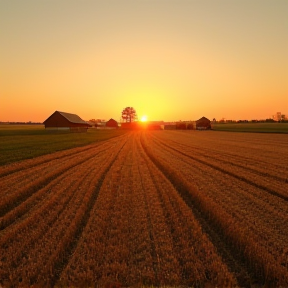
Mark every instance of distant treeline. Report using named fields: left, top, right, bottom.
left=0, top=122, right=43, bottom=125
left=216, top=119, right=288, bottom=123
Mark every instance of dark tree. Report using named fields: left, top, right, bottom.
left=121, top=107, right=137, bottom=123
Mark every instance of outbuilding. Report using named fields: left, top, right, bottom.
left=195, top=117, right=211, bottom=130
left=43, top=111, right=90, bottom=132
left=106, top=118, right=119, bottom=129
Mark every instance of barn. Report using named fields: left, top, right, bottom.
left=106, top=118, right=119, bottom=129
left=43, top=111, right=90, bottom=132
left=195, top=117, right=211, bottom=130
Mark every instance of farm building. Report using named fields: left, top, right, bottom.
left=106, top=118, right=119, bottom=129
left=195, top=117, right=211, bottom=130
left=171, top=118, right=211, bottom=130
left=176, top=121, right=188, bottom=130
left=173, top=121, right=194, bottom=130
left=43, top=111, right=90, bottom=132
left=164, top=122, right=177, bottom=130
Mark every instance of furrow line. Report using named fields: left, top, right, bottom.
left=0, top=141, right=118, bottom=217
left=152, top=135, right=288, bottom=201
left=0, top=150, right=104, bottom=231
left=139, top=133, right=248, bottom=287
left=0, top=134, right=126, bottom=178
left=50, top=137, right=128, bottom=287
left=0, top=136, right=128, bottom=287
left=140, top=131, right=288, bottom=286
left=154, top=135, right=287, bottom=183
left=0, top=137, right=120, bottom=196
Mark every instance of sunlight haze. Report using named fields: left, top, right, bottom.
left=1, top=0, right=287, bottom=122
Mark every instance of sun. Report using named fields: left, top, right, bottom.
left=140, top=115, right=148, bottom=122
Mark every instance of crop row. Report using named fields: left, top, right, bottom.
left=58, top=132, right=236, bottom=287
left=0, top=135, right=127, bottom=287
left=142, top=131, right=288, bottom=286
left=1, top=130, right=287, bottom=287
left=0, top=135, right=126, bottom=218
left=155, top=131, right=288, bottom=184
left=158, top=130, right=288, bottom=170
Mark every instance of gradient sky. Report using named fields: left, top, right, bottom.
left=1, top=0, right=287, bottom=122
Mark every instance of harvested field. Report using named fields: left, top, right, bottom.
left=0, top=130, right=287, bottom=287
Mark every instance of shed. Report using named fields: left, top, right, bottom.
left=195, top=117, right=211, bottom=130
left=106, top=118, right=119, bottom=129
left=43, top=111, right=90, bottom=132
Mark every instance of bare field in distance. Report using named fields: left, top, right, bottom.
left=0, top=129, right=288, bottom=287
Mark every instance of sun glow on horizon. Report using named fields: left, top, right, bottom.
left=140, top=115, right=148, bottom=122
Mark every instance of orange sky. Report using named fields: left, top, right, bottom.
left=1, top=0, right=287, bottom=122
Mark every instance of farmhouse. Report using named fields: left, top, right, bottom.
left=106, top=118, right=119, bottom=129
left=43, top=111, right=90, bottom=132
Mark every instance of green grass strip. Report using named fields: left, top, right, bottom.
left=212, top=123, right=288, bottom=133
left=0, top=125, right=128, bottom=166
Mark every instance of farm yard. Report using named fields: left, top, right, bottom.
left=0, top=128, right=288, bottom=287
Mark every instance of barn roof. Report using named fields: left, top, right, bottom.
left=107, top=118, right=117, bottom=122
left=56, top=111, right=88, bottom=124
left=106, top=118, right=118, bottom=127
left=196, top=116, right=211, bottom=122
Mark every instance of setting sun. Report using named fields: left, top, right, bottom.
left=140, top=115, right=148, bottom=122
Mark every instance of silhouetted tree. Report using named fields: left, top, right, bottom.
left=121, top=107, right=137, bottom=123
